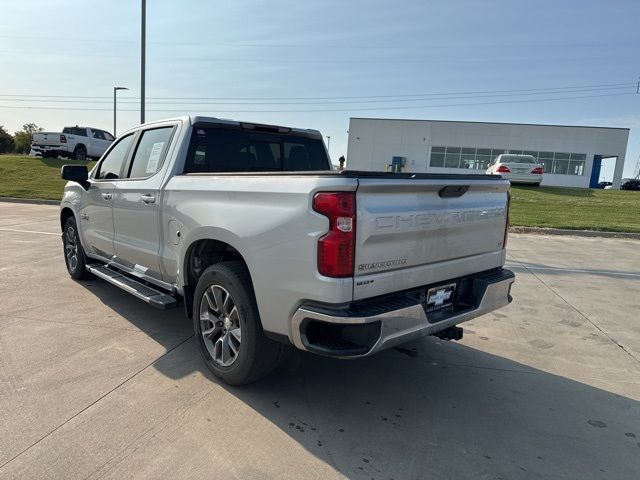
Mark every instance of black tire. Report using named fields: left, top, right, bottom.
left=73, top=145, right=87, bottom=162
left=533, top=183, right=541, bottom=187
left=193, top=261, right=283, bottom=385
left=62, top=217, right=91, bottom=279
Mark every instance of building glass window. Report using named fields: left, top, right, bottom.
left=444, top=146, right=461, bottom=168
left=539, top=159, right=553, bottom=173
left=428, top=145, right=587, bottom=176
left=553, top=159, right=569, bottom=174
left=569, top=160, right=584, bottom=175
left=444, top=152, right=460, bottom=168
left=430, top=152, right=445, bottom=167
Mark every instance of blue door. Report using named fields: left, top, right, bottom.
left=589, top=155, right=602, bottom=188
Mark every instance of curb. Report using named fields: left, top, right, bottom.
left=0, top=197, right=60, bottom=206
left=510, top=226, right=640, bottom=240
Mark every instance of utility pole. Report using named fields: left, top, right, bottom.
left=140, top=0, right=146, bottom=124
left=113, top=86, right=128, bottom=136
left=326, top=135, right=331, bottom=150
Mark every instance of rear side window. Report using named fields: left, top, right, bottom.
left=183, top=127, right=329, bottom=173
left=95, top=133, right=135, bottom=180
left=127, top=127, right=174, bottom=179
left=63, top=127, right=87, bottom=137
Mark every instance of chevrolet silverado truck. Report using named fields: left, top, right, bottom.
left=60, top=116, right=515, bottom=385
left=32, top=126, right=114, bottom=160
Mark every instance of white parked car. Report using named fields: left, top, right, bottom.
left=487, top=154, right=543, bottom=186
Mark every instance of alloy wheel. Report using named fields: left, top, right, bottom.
left=199, top=284, right=242, bottom=367
left=65, top=226, right=79, bottom=272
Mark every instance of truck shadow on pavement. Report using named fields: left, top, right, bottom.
left=79, top=281, right=640, bottom=480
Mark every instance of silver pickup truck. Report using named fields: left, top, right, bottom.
left=60, top=116, right=514, bottom=385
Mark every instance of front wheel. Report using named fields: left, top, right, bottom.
left=193, top=261, right=283, bottom=385
left=63, top=217, right=91, bottom=279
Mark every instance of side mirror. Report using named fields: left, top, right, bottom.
left=61, top=165, right=89, bottom=187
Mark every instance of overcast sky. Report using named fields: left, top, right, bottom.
left=1, top=0, right=639, bottom=179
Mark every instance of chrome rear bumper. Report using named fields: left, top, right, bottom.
left=291, top=268, right=515, bottom=358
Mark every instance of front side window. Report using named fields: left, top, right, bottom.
left=127, top=127, right=174, bottom=178
left=183, top=127, right=329, bottom=173
left=92, top=130, right=106, bottom=140
left=95, top=133, right=135, bottom=180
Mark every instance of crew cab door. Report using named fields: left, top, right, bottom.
left=79, top=133, right=136, bottom=259
left=89, top=129, right=111, bottom=158
left=112, top=125, right=176, bottom=281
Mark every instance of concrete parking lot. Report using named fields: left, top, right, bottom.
left=0, top=201, right=639, bottom=480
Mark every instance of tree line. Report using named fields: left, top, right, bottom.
left=0, top=124, right=44, bottom=154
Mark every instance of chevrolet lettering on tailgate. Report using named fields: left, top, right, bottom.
left=374, top=208, right=506, bottom=231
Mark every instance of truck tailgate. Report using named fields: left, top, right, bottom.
left=354, top=176, right=509, bottom=300
left=32, top=132, right=62, bottom=146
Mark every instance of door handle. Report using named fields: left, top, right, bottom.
left=141, top=194, right=156, bottom=204
left=101, top=192, right=112, bottom=201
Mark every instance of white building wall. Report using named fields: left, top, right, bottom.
left=346, top=118, right=629, bottom=188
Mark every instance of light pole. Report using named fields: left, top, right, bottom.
left=141, top=0, right=146, bottom=124
left=113, top=86, right=128, bottom=137
left=326, top=135, right=331, bottom=150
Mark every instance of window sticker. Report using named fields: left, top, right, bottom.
left=146, top=142, right=164, bottom=173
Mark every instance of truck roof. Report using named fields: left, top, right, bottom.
left=127, top=115, right=323, bottom=139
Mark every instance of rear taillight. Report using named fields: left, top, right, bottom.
left=60, top=134, right=67, bottom=143
left=503, top=190, right=511, bottom=249
left=496, top=165, right=511, bottom=173
left=313, top=192, right=356, bottom=278
left=531, top=167, right=543, bottom=175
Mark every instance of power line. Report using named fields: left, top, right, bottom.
left=0, top=82, right=634, bottom=101
left=0, top=85, right=633, bottom=106
left=0, top=92, right=633, bottom=114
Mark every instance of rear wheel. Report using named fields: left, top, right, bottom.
left=62, top=217, right=91, bottom=279
left=193, top=261, right=283, bottom=385
left=73, top=145, right=87, bottom=162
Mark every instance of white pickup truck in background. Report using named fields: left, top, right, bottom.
left=32, top=126, right=114, bottom=161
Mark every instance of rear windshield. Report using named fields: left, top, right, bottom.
left=183, top=126, right=330, bottom=173
left=500, top=155, right=536, bottom=164
left=62, top=127, right=87, bottom=137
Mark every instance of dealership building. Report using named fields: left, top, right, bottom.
left=346, top=118, right=630, bottom=188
